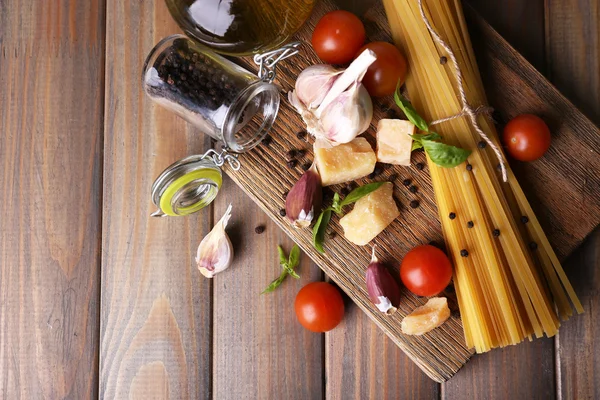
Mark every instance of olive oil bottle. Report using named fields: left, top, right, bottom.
left=166, top=0, right=316, bottom=55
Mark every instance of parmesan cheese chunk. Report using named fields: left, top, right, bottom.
left=314, top=137, right=376, bottom=186
left=376, top=119, right=415, bottom=165
left=339, top=182, right=399, bottom=245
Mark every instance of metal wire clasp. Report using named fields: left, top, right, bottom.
left=254, top=42, right=301, bottom=83
left=202, top=148, right=241, bottom=171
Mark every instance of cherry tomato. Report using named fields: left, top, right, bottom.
left=502, top=114, right=551, bottom=161
left=311, top=10, right=366, bottom=65
left=356, top=42, right=408, bottom=97
left=294, top=282, right=345, bottom=332
left=400, top=245, right=453, bottom=297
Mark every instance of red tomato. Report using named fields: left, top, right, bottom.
left=502, top=114, right=551, bottom=161
left=356, top=42, right=408, bottom=97
left=311, top=10, right=366, bottom=65
left=400, top=245, right=453, bottom=297
left=294, top=282, right=345, bottom=332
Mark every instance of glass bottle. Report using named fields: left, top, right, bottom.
left=165, top=0, right=316, bottom=55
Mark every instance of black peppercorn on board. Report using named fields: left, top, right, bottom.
left=220, top=1, right=600, bottom=382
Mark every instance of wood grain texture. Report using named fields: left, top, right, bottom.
left=99, top=0, right=212, bottom=398
left=212, top=179, right=324, bottom=399
left=545, top=1, right=600, bottom=399
left=224, top=0, right=600, bottom=381
left=0, top=0, right=105, bottom=398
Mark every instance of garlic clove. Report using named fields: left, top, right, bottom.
left=320, top=82, right=373, bottom=144
left=285, top=163, right=323, bottom=228
left=196, top=204, right=234, bottom=278
left=365, top=247, right=401, bottom=314
left=294, top=64, right=342, bottom=109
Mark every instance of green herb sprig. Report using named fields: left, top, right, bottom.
left=312, top=182, right=385, bottom=254
left=394, top=86, right=471, bottom=167
left=261, top=245, right=301, bottom=294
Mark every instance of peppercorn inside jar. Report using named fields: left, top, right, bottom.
left=143, top=35, right=280, bottom=153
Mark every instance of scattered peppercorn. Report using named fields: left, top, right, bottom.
left=440, top=56, right=448, bottom=64
left=529, top=241, right=538, bottom=250
left=296, top=149, right=306, bottom=158
left=460, top=249, right=469, bottom=257
left=301, top=162, right=311, bottom=171
left=492, top=229, right=500, bottom=237
left=328, top=231, right=337, bottom=239
left=340, top=186, right=351, bottom=196
left=386, top=109, right=400, bottom=119
left=467, top=221, right=474, bottom=228
left=520, top=216, right=529, bottom=224
left=279, top=208, right=286, bottom=217
left=283, top=191, right=289, bottom=199
left=449, top=212, right=456, bottom=220
left=477, top=140, right=487, bottom=149
left=416, top=162, right=424, bottom=171
left=389, top=173, right=399, bottom=182
left=286, top=149, right=298, bottom=159
left=409, top=185, right=418, bottom=194
left=496, top=163, right=502, bottom=171
left=403, top=178, right=411, bottom=186
left=286, top=160, right=297, bottom=169
left=410, top=200, right=420, bottom=209
left=466, top=163, right=473, bottom=171
left=346, top=182, right=357, bottom=192
left=254, top=225, right=265, bottom=234
left=296, top=130, right=307, bottom=140
left=262, top=135, right=272, bottom=146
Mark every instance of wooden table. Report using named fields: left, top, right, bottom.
left=1, top=0, right=598, bottom=398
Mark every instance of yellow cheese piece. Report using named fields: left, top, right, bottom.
left=339, top=182, right=399, bottom=245
left=315, top=137, right=377, bottom=186
left=401, top=297, right=451, bottom=335
left=376, top=119, right=415, bottom=165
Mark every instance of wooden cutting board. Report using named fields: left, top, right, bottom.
left=221, top=0, right=600, bottom=382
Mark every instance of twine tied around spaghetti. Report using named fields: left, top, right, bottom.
left=417, top=0, right=508, bottom=182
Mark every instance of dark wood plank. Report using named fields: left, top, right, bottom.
left=466, top=0, right=547, bottom=71
left=326, top=302, right=440, bottom=399
left=99, top=1, right=212, bottom=398
left=0, top=0, right=104, bottom=398
left=546, top=1, right=600, bottom=398
left=212, top=179, right=324, bottom=399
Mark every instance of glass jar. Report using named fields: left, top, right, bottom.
left=165, top=0, right=316, bottom=55
left=143, top=34, right=280, bottom=153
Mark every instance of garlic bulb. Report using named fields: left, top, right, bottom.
left=196, top=204, right=233, bottom=278
left=288, top=49, right=377, bottom=145
left=294, top=64, right=342, bottom=109
left=319, top=81, right=372, bottom=144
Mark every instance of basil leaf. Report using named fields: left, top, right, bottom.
left=277, top=246, right=287, bottom=265
left=412, top=141, right=424, bottom=151
left=331, top=192, right=342, bottom=214
left=261, top=271, right=287, bottom=294
left=286, top=268, right=300, bottom=279
left=394, top=88, right=430, bottom=132
left=422, top=139, right=472, bottom=168
left=411, top=132, right=442, bottom=142
left=288, top=245, right=300, bottom=268
left=340, top=182, right=386, bottom=207
left=312, top=209, right=332, bottom=254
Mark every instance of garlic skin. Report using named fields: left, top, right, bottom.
left=294, top=64, right=341, bottom=109
left=365, top=247, right=401, bottom=314
left=285, top=163, right=322, bottom=228
left=196, top=204, right=234, bottom=278
left=288, top=49, right=377, bottom=146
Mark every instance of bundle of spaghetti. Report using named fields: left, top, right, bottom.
left=383, top=0, right=583, bottom=352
